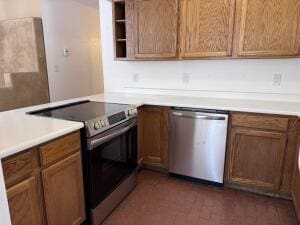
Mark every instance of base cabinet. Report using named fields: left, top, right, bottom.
left=42, top=152, right=85, bottom=225
left=7, top=176, right=45, bottom=225
left=2, top=132, right=85, bottom=225
left=292, top=127, right=300, bottom=221
left=227, top=127, right=287, bottom=190
left=139, top=106, right=169, bottom=170
left=226, top=112, right=297, bottom=195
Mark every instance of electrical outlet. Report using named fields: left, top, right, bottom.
left=54, top=64, right=60, bottom=72
left=4, top=73, right=12, bottom=88
left=133, top=73, right=139, bottom=82
left=272, top=74, right=282, bottom=86
left=183, top=73, right=189, bottom=84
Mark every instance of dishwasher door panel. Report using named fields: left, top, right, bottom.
left=169, top=110, right=228, bottom=183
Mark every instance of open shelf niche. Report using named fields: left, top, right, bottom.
left=113, top=0, right=127, bottom=59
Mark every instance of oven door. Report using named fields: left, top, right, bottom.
left=86, top=118, right=137, bottom=209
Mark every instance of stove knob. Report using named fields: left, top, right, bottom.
left=128, top=109, right=137, bottom=116
left=100, top=120, right=106, bottom=127
left=94, top=122, right=101, bottom=130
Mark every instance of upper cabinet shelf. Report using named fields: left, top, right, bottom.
left=113, top=0, right=135, bottom=59
left=112, top=0, right=300, bottom=61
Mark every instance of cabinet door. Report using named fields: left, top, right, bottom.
left=234, top=0, right=300, bottom=57
left=42, top=152, right=85, bottom=225
left=141, top=106, right=169, bottom=169
left=227, top=128, right=287, bottom=190
left=180, top=0, right=235, bottom=58
left=134, top=0, right=178, bottom=58
left=7, top=176, right=45, bottom=225
left=292, top=137, right=300, bottom=221
left=137, top=107, right=144, bottom=167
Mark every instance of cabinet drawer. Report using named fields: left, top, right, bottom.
left=2, top=149, right=38, bottom=188
left=40, top=132, right=81, bottom=167
left=231, top=113, right=289, bottom=132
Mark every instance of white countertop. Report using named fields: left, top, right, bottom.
left=1, top=92, right=300, bottom=160
left=1, top=91, right=300, bottom=225
left=89, top=92, right=300, bottom=117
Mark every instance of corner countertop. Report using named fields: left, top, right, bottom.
left=1, top=92, right=300, bottom=160
left=1, top=92, right=300, bottom=225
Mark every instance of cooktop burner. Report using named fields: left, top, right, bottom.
left=30, top=101, right=137, bottom=137
left=31, top=101, right=129, bottom=122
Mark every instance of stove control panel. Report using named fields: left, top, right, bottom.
left=87, top=106, right=138, bottom=137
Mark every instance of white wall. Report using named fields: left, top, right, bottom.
left=99, top=0, right=300, bottom=102
left=42, top=0, right=104, bottom=101
left=0, top=0, right=41, bottom=20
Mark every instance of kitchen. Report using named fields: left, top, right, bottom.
left=0, top=0, right=300, bottom=225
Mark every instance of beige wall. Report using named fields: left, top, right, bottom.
left=42, top=0, right=104, bottom=101
left=0, top=0, right=41, bottom=21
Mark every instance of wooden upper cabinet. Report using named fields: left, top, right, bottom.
left=179, top=0, right=236, bottom=58
left=134, top=0, right=179, bottom=58
left=234, top=0, right=300, bottom=57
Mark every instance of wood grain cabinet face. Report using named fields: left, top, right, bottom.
left=141, top=106, right=169, bottom=169
left=234, top=0, right=300, bottom=56
left=180, top=0, right=236, bottom=58
left=292, top=129, right=300, bottom=221
left=2, top=132, right=85, bottom=225
left=42, top=152, right=85, bottom=225
left=7, top=176, right=45, bottom=225
left=227, top=127, right=287, bottom=190
left=134, top=0, right=179, bottom=58
left=3, top=149, right=46, bottom=225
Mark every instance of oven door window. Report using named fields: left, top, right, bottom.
left=88, top=126, right=137, bottom=209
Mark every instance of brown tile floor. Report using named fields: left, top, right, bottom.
left=103, top=170, right=299, bottom=225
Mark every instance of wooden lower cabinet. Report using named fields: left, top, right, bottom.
left=7, top=175, right=45, bottom=225
left=225, top=112, right=299, bottom=196
left=137, top=107, right=144, bottom=167
left=2, top=131, right=86, bottom=225
left=226, top=127, right=287, bottom=191
left=42, top=152, right=85, bottom=225
left=292, top=131, right=300, bottom=221
left=139, top=106, right=169, bottom=170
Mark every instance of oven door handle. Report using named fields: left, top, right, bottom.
left=88, top=120, right=137, bottom=150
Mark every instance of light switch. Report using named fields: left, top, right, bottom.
left=63, top=48, right=70, bottom=57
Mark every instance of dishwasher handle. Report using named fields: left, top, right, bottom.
left=172, top=111, right=227, bottom=121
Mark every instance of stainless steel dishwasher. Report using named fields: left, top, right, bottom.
left=169, top=108, right=229, bottom=184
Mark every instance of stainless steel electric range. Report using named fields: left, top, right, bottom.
left=30, top=101, right=138, bottom=225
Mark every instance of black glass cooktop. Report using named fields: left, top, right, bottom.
left=30, top=101, right=129, bottom=122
